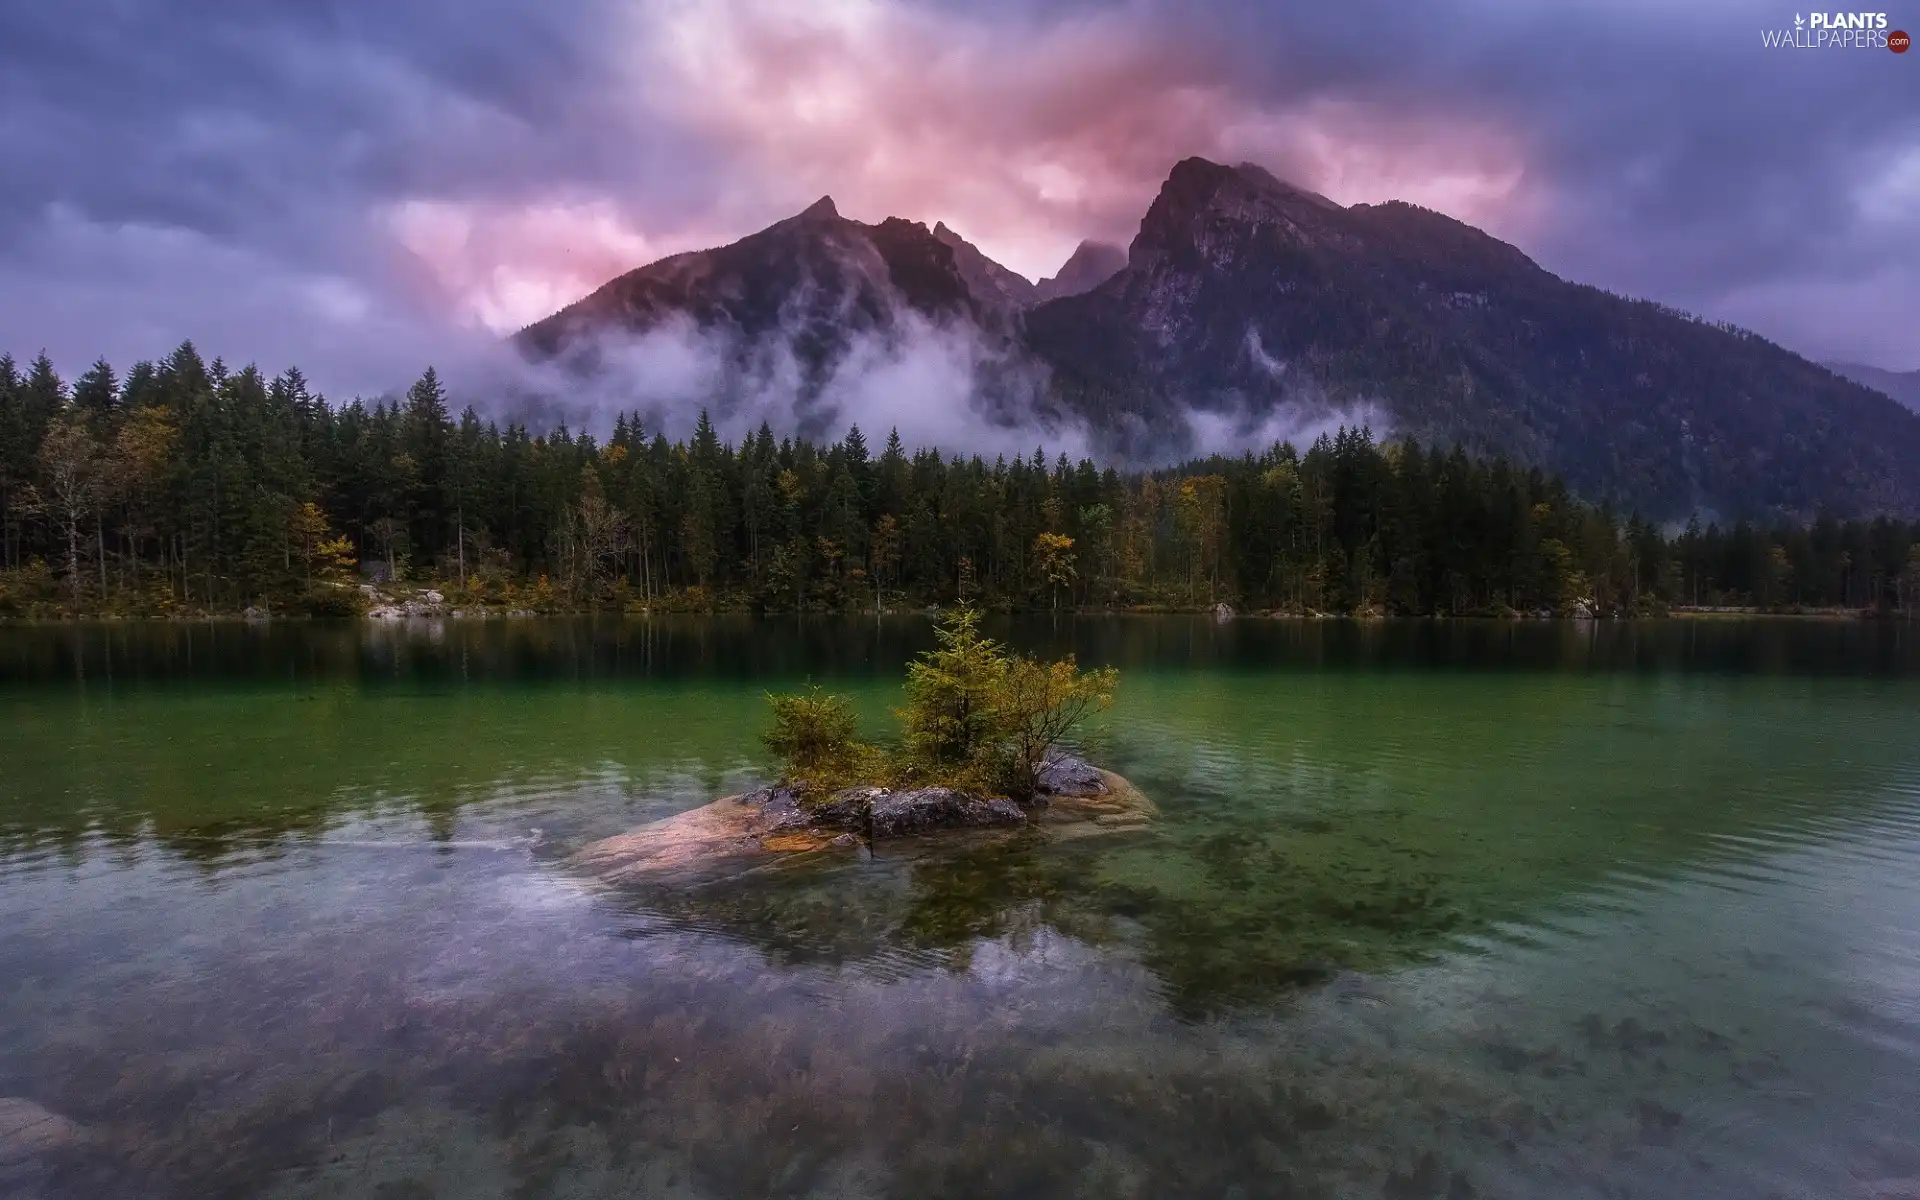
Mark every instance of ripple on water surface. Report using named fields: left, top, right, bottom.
left=0, top=618, right=1917, bottom=1197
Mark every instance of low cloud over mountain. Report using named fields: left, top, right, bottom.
left=511, top=157, right=1920, bottom=520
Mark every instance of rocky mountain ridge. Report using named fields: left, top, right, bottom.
left=514, top=159, right=1920, bottom=519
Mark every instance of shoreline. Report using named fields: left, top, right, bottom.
left=1, top=606, right=1908, bottom=625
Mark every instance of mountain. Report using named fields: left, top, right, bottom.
left=516, top=196, right=1007, bottom=411
left=931, top=222, right=1037, bottom=311
left=1034, top=240, right=1127, bottom=302
left=1025, top=158, right=1920, bottom=519
left=925, top=226, right=1126, bottom=308
left=1825, top=361, right=1920, bottom=415
left=517, top=160, right=1920, bottom=520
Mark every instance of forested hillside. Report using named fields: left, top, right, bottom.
left=2, top=345, right=1917, bottom=618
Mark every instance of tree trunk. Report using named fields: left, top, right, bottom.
left=65, top=513, right=81, bottom=603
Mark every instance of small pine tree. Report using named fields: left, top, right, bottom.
left=763, top=686, right=873, bottom=790
left=898, top=607, right=1007, bottom=781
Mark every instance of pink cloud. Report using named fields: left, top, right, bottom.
left=386, top=0, right=1543, bottom=330
left=633, top=0, right=1541, bottom=278
left=386, top=197, right=722, bottom=334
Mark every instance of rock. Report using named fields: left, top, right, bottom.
left=359, top=584, right=377, bottom=597
left=812, top=785, right=888, bottom=829
left=1036, top=750, right=1109, bottom=797
left=1029, top=769, right=1159, bottom=842
left=572, top=766, right=1155, bottom=883
left=424, top=589, right=445, bottom=604
left=1213, top=602, right=1236, bottom=621
left=571, top=797, right=778, bottom=879
left=739, top=784, right=812, bottom=833
left=241, top=604, right=269, bottom=622
left=366, top=605, right=404, bottom=620
left=869, top=787, right=1026, bottom=838
left=0, top=1097, right=87, bottom=1166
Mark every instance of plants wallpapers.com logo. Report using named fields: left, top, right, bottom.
left=1761, top=11, right=1908, bottom=48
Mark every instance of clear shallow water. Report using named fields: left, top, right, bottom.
left=2, top=617, right=1919, bottom=1198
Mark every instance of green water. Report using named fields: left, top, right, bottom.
left=2, top=618, right=1918, bottom=1198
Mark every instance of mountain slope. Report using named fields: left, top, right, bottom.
left=1825, top=361, right=1920, bottom=415
left=1034, top=240, right=1126, bottom=302
left=926, top=226, right=1126, bottom=308
left=515, top=160, right=1920, bottom=520
left=516, top=197, right=1003, bottom=399
left=1025, top=158, right=1920, bottom=519
left=931, top=222, right=1037, bottom=312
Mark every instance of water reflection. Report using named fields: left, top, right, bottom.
left=3, top=614, right=1918, bottom=687
left=6, top=791, right=1919, bottom=1199
left=0, top=620, right=1917, bottom=1197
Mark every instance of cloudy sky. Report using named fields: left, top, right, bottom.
left=2, top=0, right=1916, bottom=400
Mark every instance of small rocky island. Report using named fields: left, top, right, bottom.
left=574, top=609, right=1152, bottom=881
left=573, top=751, right=1154, bottom=881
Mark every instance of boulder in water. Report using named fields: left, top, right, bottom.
left=809, top=785, right=889, bottom=829
left=1035, top=751, right=1108, bottom=797
left=740, top=784, right=814, bottom=833
left=869, top=787, right=1026, bottom=838
left=0, top=1097, right=87, bottom=1167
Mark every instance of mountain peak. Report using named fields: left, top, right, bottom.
left=929, top=221, right=1038, bottom=311
left=1160, top=157, right=1341, bottom=215
left=797, top=195, right=839, bottom=221
left=1128, top=156, right=1352, bottom=272
left=1230, top=161, right=1341, bottom=211
left=1035, top=239, right=1127, bottom=303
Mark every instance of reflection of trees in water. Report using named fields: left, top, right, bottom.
left=5, top=619, right=1915, bottom=1193
left=580, top=817, right=1490, bottom=1020
left=0, top=616, right=946, bottom=687
left=585, top=702, right=1919, bottom=1022
left=600, top=836, right=1129, bottom=979
left=6, top=615, right=1918, bottom=687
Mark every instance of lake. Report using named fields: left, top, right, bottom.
left=2, top=617, right=1919, bottom=1199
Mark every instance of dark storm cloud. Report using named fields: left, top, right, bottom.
left=1201, top=0, right=1920, bottom=364
left=0, top=0, right=726, bottom=393
left=1, top=0, right=1913, bottom=404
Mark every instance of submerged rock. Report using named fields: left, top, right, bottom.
left=0, top=1097, right=88, bottom=1167
left=1029, top=769, right=1158, bottom=837
left=740, top=784, right=813, bottom=833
